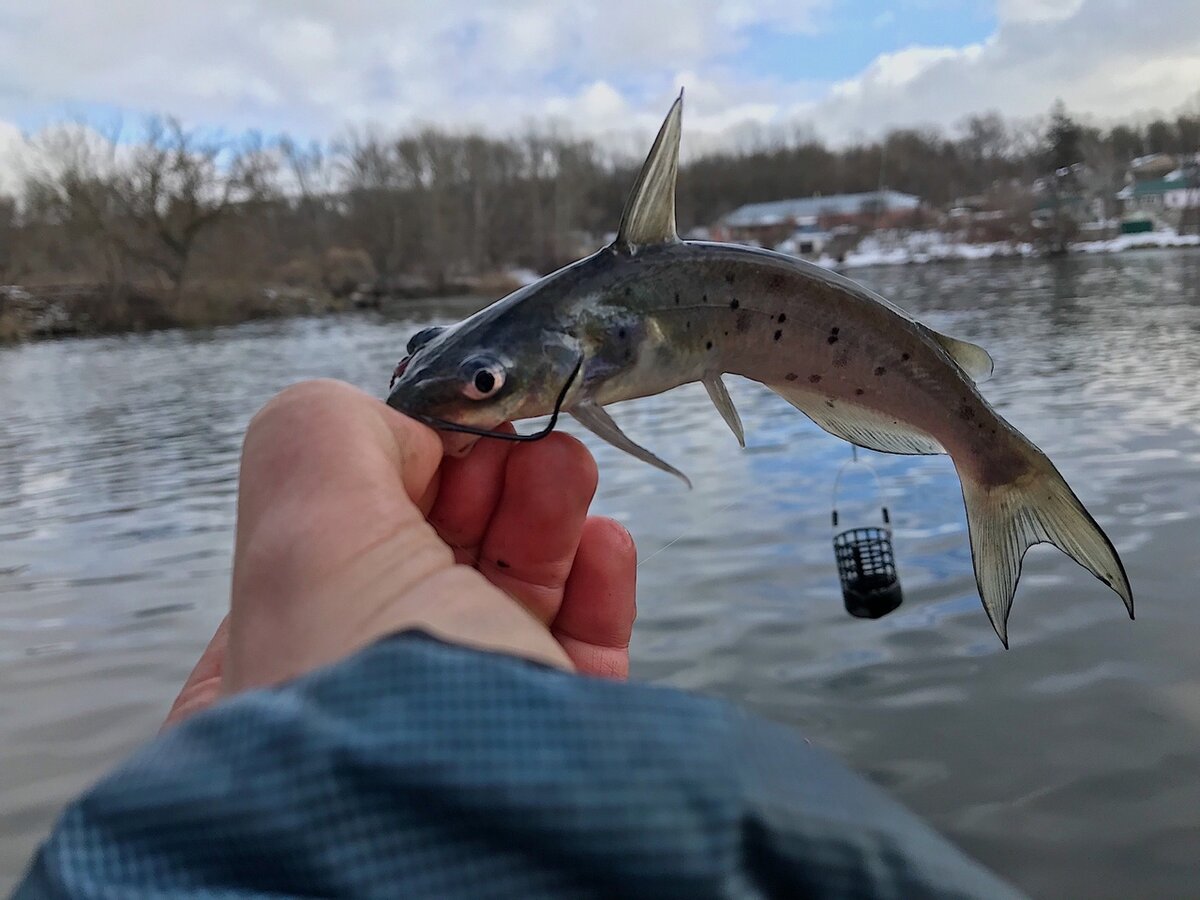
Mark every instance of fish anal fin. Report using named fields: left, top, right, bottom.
left=703, top=376, right=745, bottom=447
left=614, top=91, right=683, bottom=250
left=928, top=330, right=994, bottom=383
left=570, top=402, right=691, bottom=487
left=770, top=385, right=943, bottom=456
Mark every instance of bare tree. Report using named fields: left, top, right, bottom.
left=0, top=194, right=16, bottom=281
left=336, top=129, right=407, bottom=285
left=104, top=118, right=274, bottom=300
left=20, top=122, right=131, bottom=287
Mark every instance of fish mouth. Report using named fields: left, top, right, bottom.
left=389, top=356, right=411, bottom=390
left=385, top=354, right=584, bottom=444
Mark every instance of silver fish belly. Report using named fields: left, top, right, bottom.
left=386, top=89, right=1133, bottom=647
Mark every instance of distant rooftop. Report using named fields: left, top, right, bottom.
left=1116, top=176, right=1198, bottom=199
left=723, top=190, right=921, bottom=227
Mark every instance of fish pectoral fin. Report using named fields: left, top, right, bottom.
left=703, top=376, right=745, bottom=447
left=613, top=90, right=683, bottom=250
left=927, top=329, right=994, bottom=382
left=570, top=402, right=692, bottom=488
left=770, top=385, right=944, bottom=456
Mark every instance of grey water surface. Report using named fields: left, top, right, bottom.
left=2, top=250, right=1199, bottom=897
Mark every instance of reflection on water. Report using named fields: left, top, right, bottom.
left=2, top=251, right=1199, bottom=896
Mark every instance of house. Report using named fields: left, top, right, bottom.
left=715, top=190, right=922, bottom=247
left=774, top=222, right=832, bottom=258
left=1116, top=155, right=1200, bottom=233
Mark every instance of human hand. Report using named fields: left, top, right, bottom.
left=163, top=379, right=636, bottom=728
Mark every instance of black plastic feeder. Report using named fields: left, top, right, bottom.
left=831, top=450, right=904, bottom=619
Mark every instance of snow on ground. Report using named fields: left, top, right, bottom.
left=505, top=267, right=542, bottom=286
left=1072, top=232, right=1200, bottom=254
left=800, top=230, right=1198, bottom=271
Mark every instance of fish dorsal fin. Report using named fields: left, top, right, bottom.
left=614, top=90, right=683, bottom=251
left=571, top=401, right=691, bottom=487
left=928, top=329, right=994, bottom=382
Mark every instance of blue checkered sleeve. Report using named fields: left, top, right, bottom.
left=15, top=631, right=1025, bottom=899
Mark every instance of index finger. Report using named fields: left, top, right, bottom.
left=237, top=380, right=444, bottom=534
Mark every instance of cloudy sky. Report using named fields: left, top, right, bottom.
left=0, top=0, right=1197, bottom=155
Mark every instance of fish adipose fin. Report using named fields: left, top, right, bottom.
left=959, top=460, right=1134, bottom=648
left=571, top=402, right=692, bottom=487
left=770, top=386, right=943, bottom=455
left=614, top=90, right=683, bottom=250
left=927, top=329, right=994, bottom=382
left=703, top=376, right=745, bottom=447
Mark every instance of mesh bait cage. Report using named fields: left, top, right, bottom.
left=832, top=523, right=903, bottom=619
left=831, top=450, right=904, bottom=619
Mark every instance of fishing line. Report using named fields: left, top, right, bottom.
left=411, top=349, right=732, bottom=573
left=453, top=489, right=739, bottom=573
left=638, top=494, right=739, bottom=571
left=414, top=356, right=583, bottom=443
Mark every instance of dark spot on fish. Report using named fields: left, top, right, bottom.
left=774, top=329, right=783, bottom=341
left=832, top=352, right=849, bottom=369
left=725, top=272, right=736, bottom=284
left=785, top=372, right=799, bottom=381
left=874, top=366, right=886, bottom=376
left=959, top=404, right=976, bottom=421
left=831, top=327, right=840, bottom=336
left=624, top=287, right=632, bottom=297
left=724, top=330, right=730, bottom=336
left=827, top=334, right=839, bottom=345
left=825, top=400, right=836, bottom=409
left=977, top=422, right=985, bottom=429
left=618, top=328, right=626, bottom=339
left=768, top=273, right=787, bottom=289
left=855, top=388, right=865, bottom=396
left=496, top=559, right=510, bottom=569
left=685, top=321, right=691, bottom=330
left=809, top=374, right=822, bottom=383
left=729, top=299, right=739, bottom=310
left=702, top=293, right=708, bottom=303
left=901, top=353, right=910, bottom=361
left=736, top=310, right=753, bottom=333
left=706, top=340, right=713, bottom=350
left=777, top=313, right=787, bottom=323
left=674, top=292, right=680, bottom=305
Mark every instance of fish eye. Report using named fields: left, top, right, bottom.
left=462, top=357, right=506, bottom=400
left=406, top=326, right=445, bottom=356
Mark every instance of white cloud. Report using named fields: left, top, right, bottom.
left=810, top=0, right=1200, bottom=138
left=0, top=1, right=831, bottom=135
left=996, top=0, right=1086, bottom=24
left=0, top=0, right=1197, bottom=191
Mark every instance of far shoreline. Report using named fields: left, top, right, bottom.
left=3, top=242, right=1198, bottom=347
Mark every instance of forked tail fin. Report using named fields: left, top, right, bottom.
left=958, top=459, right=1133, bottom=648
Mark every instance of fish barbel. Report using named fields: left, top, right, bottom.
left=386, top=90, right=1133, bottom=647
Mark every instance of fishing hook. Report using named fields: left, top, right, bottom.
left=410, top=354, right=583, bottom=443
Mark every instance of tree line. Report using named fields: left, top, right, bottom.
left=1, top=99, right=1197, bottom=313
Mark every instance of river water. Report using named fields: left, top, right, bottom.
left=2, top=250, right=1198, bottom=897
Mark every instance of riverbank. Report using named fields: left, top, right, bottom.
left=0, top=283, right=350, bottom=344
left=0, top=276, right=518, bottom=345
left=4, top=243, right=1198, bottom=345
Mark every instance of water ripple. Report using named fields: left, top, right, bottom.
left=1, top=251, right=1198, bottom=895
